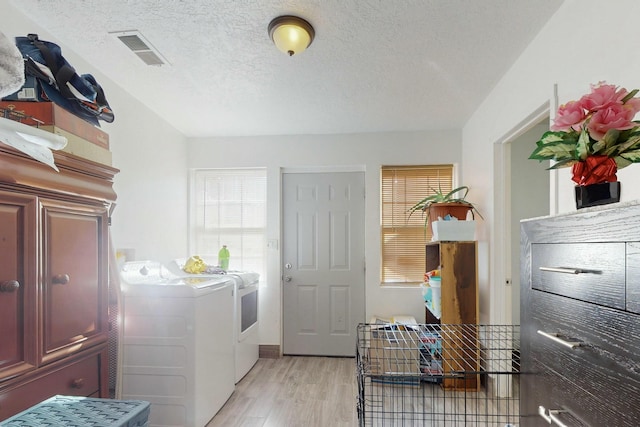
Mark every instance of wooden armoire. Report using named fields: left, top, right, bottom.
left=0, top=143, right=117, bottom=420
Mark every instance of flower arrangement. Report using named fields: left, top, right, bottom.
left=529, top=82, right=640, bottom=185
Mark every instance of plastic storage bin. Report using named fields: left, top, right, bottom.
left=0, top=395, right=150, bottom=427
left=431, top=220, right=476, bottom=241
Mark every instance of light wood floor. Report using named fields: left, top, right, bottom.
left=207, top=356, right=358, bottom=427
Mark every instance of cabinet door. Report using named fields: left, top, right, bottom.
left=40, top=199, right=109, bottom=364
left=0, top=191, right=38, bottom=380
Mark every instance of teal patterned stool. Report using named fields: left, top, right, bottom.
left=0, top=395, right=150, bottom=427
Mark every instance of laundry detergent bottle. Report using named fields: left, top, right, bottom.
left=218, top=245, right=230, bottom=270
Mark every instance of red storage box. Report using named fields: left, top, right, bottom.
left=0, top=100, right=109, bottom=149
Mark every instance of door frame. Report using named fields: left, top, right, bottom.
left=279, top=165, right=366, bottom=354
left=491, top=102, right=552, bottom=325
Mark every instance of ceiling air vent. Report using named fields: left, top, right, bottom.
left=110, top=30, right=168, bottom=66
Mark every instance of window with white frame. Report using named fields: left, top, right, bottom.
left=190, top=168, right=267, bottom=277
left=380, top=165, right=453, bottom=285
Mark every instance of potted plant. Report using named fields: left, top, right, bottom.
left=407, top=185, right=483, bottom=234
left=529, top=81, right=640, bottom=208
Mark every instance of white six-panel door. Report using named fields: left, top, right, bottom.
left=282, top=171, right=365, bottom=356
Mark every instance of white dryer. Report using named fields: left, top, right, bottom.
left=168, top=259, right=260, bottom=383
left=119, top=261, right=235, bottom=427
left=228, top=270, right=259, bottom=383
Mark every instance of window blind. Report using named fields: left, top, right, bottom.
left=381, top=165, right=453, bottom=285
left=190, top=168, right=267, bottom=277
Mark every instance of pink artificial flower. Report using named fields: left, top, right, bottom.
left=587, top=103, right=637, bottom=140
left=579, top=82, right=627, bottom=112
left=625, top=96, right=640, bottom=116
left=551, top=100, right=586, bottom=132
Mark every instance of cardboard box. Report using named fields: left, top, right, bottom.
left=368, top=324, right=421, bottom=376
left=432, top=220, right=476, bottom=241
left=0, top=100, right=109, bottom=148
left=55, top=128, right=112, bottom=166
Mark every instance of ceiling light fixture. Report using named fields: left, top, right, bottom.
left=268, top=15, right=315, bottom=57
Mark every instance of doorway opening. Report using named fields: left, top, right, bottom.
left=493, top=104, right=551, bottom=326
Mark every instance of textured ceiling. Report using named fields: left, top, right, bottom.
left=9, top=0, right=563, bottom=137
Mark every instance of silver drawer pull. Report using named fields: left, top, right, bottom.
left=538, top=406, right=571, bottom=426
left=538, top=405, right=552, bottom=423
left=537, top=330, right=582, bottom=349
left=539, top=266, right=583, bottom=274
left=549, top=410, right=570, bottom=427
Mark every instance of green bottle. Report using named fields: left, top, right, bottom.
left=218, top=245, right=230, bottom=270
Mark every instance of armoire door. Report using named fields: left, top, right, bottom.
left=40, top=198, right=109, bottom=364
left=0, top=191, right=38, bottom=380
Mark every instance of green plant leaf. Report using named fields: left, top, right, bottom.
left=593, top=129, right=620, bottom=153
left=529, top=131, right=580, bottom=162
left=615, top=155, right=633, bottom=169
left=615, top=134, right=640, bottom=154
left=619, top=148, right=640, bottom=163
left=536, top=131, right=566, bottom=145
left=444, top=186, right=469, bottom=200
left=548, top=158, right=578, bottom=169
left=529, top=140, right=576, bottom=161
left=576, top=128, right=590, bottom=160
left=622, top=89, right=639, bottom=103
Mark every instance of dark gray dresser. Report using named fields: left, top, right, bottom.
left=520, top=201, right=640, bottom=426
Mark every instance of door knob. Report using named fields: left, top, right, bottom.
left=52, top=274, right=70, bottom=285
left=0, top=280, right=20, bottom=292
left=284, top=275, right=292, bottom=282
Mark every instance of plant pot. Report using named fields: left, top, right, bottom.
left=427, top=202, right=474, bottom=233
left=574, top=181, right=620, bottom=209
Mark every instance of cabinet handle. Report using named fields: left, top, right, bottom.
left=539, top=405, right=572, bottom=427
left=537, top=330, right=582, bottom=349
left=71, top=378, right=84, bottom=389
left=549, top=410, right=570, bottom=427
left=52, top=274, right=70, bottom=285
left=539, top=266, right=584, bottom=274
left=0, top=280, right=20, bottom=292
left=538, top=405, right=552, bottom=423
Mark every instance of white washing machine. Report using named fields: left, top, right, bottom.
left=119, top=261, right=235, bottom=427
left=167, top=259, right=260, bottom=383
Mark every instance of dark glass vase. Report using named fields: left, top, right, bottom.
left=574, top=181, right=621, bottom=209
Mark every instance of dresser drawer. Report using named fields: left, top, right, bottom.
left=520, top=357, right=637, bottom=427
left=0, top=353, right=101, bottom=419
left=526, top=290, right=640, bottom=415
left=531, top=243, right=625, bottom=309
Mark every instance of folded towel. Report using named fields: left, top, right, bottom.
left=0, top=31, right=25, bottom=98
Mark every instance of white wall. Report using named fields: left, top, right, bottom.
left=107, top=100, right=188, bottom=263
left=1, top=3, right=189, bottom=264
left=463, top=0, right=640, bottom=322
left=187, top=131, right=462, bottom=345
